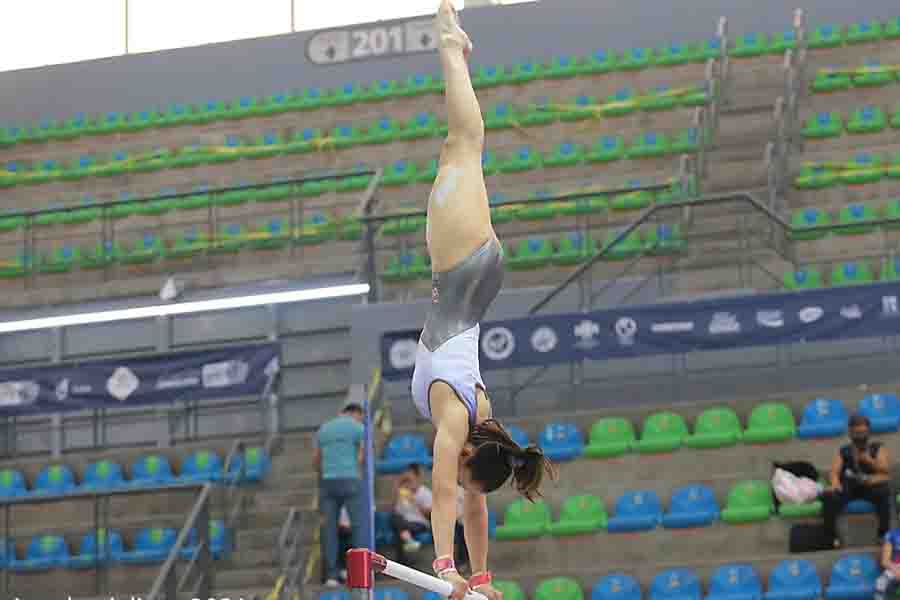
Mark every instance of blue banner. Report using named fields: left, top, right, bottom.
left=0, top=343, right=280, bottom=416
left=381, top=282, right=900, bottom=379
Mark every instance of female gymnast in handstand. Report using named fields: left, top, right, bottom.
left=411, top=2, right=556, bottom=600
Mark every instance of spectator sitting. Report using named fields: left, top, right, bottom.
left=392, top=463, right=432, bottom=562
left=823, top=414, right=893, bottom=548
left=875, top=526, right=900, bottom=600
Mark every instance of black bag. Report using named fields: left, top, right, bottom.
left=789, top=523, right=832, bottom=553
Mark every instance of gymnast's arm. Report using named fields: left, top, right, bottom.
left=431, top=404, right=468, bottom=562
left=462, top=489, right=489, bottom=573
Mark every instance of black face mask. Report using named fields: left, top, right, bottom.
left=851, top=435, right=869, bottom=449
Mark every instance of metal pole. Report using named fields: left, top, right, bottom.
left=365, top=223, right=378, bottom=303
left=124, top=0, right=129, bottom=54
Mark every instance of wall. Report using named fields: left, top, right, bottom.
left=1, top=0, right=896, bottom=123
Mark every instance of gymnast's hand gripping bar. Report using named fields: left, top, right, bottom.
left=346, top=549, right=489, bottom=600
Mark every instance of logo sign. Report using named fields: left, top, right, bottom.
left=573, top=320, right=600, bottom=349
left=0, top=381, right=40, bottom=407
left=106, top=367, right=140, bottom=402
left=614, top=318, right=637, bottom=346
left=709, top=312, right=740, bottom=334
left=756, top=310, right=784, bottom=328
left=388, top=339, right=418, bottom=371
left=883, top=296, right=899, bottom=317
left=841, top=305, right=862, bottom=320
left=798, top=306, right=824, bottom=324
left=202, top=360, right=249, bottom=389
left=650, top=321, right=694, bottom=333
left=55, top=378, right=69, bottom=402
left=481, top=327, right=515, bottom=361
left=530, top=326, right=558, bottom=353
left=307, top=17, right=437, bottom=66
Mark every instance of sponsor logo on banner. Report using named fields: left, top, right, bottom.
left=155, top=370, right=201, bottom=391
left=481, top=327, right=515, bottom=361
left=798, top=306, right=824, bottom=324
left=55, top=378, right=69, bottom=402
left=202, top=360, right=250, bottom=389
left=388, top=339, right=418, bottom=371
left=0, top=381, right=40, bottom=407
left=841, top=305, right=863, bottom=320
left=573, top=320, right=600, bottom=349
left=264, top=356, right=280, bottom=378
left=650, top=321, right=694, bottom=333
left=882, top=296, right=899, bottom=317
left=530, top=326, right=558, bottom=353
left=614, top=318, right=638, bottom=346
left=756, top=310, right=784, bottom=328
left=709, top=312, right=740, bottom=334
left=107, top=367, right=140, bottom=401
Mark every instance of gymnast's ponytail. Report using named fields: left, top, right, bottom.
left=466, top=419, right=557, bottom=501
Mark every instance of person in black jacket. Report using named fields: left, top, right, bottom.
left=823, top=414, right=893, bottom=547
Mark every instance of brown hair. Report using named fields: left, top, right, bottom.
left=466, top=419, right=557, bottom=501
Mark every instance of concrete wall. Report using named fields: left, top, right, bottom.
left=1, top=0, right=897, bottom=123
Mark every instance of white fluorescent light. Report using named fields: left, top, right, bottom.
left=0, top=283, right=370, bottom=334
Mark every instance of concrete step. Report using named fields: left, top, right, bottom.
left=215, top=565, right=281, bottom=590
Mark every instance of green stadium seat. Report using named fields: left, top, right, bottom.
left=399, top=113, right=438, bottom=141
left=228, top=95, right=262, bottom=119
left=640, top=85, right=680, bottom=112
left=252, top=182, right=294, bottom=204
left=847, top=20, right=883, bottom=44
left=548, top=495, right=608, bottom=536
left=37, top=246, right=80, bottom=274
left=330, top=124, right=363, bottom=149
left=34, top=209, right=65, bottom=227
left=472, top=65, right=509, bottom=89
left=837, top=202, right=879, bottom=235
left=545, top=142, right=585, bottom=168
left=795, top=164, right=837, bottom=189
left=249, top=218, right=292, bottom=250
left=517, top=189, right=557, bottom=221
left=656, top=42, right=695, bottom=66
left=133, top=147, right=174, bottom=173
left=886, top=17, right=900, bottom=40
left=802, top=112, right=843, bottom=139
left=196, top=100, right=227, bottom=124
left=627, top=132, right=670, bottom=159
left=783, top=267, right=823, bottom=290
left=884, top=198, right=900, bottom=228
left=619, top=47, right=654, bottom=70
left=415, top=158, right=439, bottom=184
left=770, top=30, right=798, bottom=54
left=365, top=79, right=400, bottom=102
left=852, top=60, right=894, bottom=87
left=333, top=83, right=364, bottom=106
left=791, top=207, right=832, bottom=240
left=656, top=178, right=692, bottom=205
left=645, top=224, right=686, bottom=254
left=398, top=74, right=437, bottom=98
left=611, top=181, right=654, bottom=210
left=175, top=187, right=212, bottom=211
left=507, top=238, right=554, bottom=270
left=721, top=480, right=773, bottom=523
left=892, top=104, right=900, bottom=130
left=169, top=228, right=210, bottom=259
left=121, top=233, right=164, bottom=265
left=0, top=253, right=31, bottom=278
left=559, top=95, right=597, bottom=122
left=338, top=217, right=363, bottom=242
left=840, top=153, right=883, bottom=185
left=584, top=417, right=635, bottom=458
left=890, top=153, right=900, bottom=178
left=485, top=103, right=519, bottom=130
left=808, top=24, right=844, bottom=49
left=382, top=213, right=426, bottom=237
left=63, top=199, right=101, bottom=225
left=811, top=68, right=851, bottom=93
left=159, top=103, right=195, bottom=127
left=297, top=213, right=336, bottom=246
left=633, top=411, right=689, bottom=454
left=831, top=261, right=874, bottom=287
left=285, top=128, right=322, bottom=155
left=603, top=228, right=645, bottom=260
left=96, top=151, right=131, bottom=178
left=498, top=146, right=542, bottom=173
left=847, top=106, right=887, bottom=133
left=211, top=224, right=247, bottom=254
left=686, top=407, right=743, bottom=449
left=510, top=59, right=543, bottom=84
left=383, top=252, right=420, bottom=282
left=535, top=578, right=583, bottom=600
left=494, top=582, right=526, bottom=600
left=521, top=98, right=557, bottom=127
left=546, top=55, right=581, bottom=79
left=55, top=115, right=89, bottom=140
left=556, top=191, right=607, bottom=216
left=779, top=498, right=823, bottom=519
left=336, top=172, right=373, bottom=194
left=364, top=118, right=402, bottom=145
left=588, top=135, right=625, bottom=163
left=80, top=241, right=122, bottom=270
left=259, top=91, right=295, bottom=115
left=681, top=83, right=711, bottom=107
left=743, top=402, right=795, bottom=443
left=672, top=128, right=701, bottom=154
left=581, top=49, right=618, bottom=74
left=207, top=135, right=244, bottom=164
left=295, top=87, right=327, bottom=110
left=246, top=133, right=284, bottom=159
left=0, top=214, right=24, bottom=233
left=495, top=498, right=550, bottom=540
left=170, top=144, right=209, bottom=169
left=136, top=192, right=176, bottom=217
left=383, top=160, right=418, bottom=186
left=881, top=257, right=900, bottom=282
left=696, top=38, right=723, bottom=61
left=730, top=33, right=769, bottom=58
left=97, top=112, right=128, bottom=135
left=553, top=231, right=597, bottom=266
left=30, top=119, right=63, bottom=142
left=601, top=88, right=638, bottom=117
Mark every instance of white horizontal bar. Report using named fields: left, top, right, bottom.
left=381, top=558, right=488, bottom=600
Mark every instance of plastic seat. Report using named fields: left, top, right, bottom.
left=536, top=578, right=584, bottom=600
left=297, top=213, right=336, bottom=246
left=179, top=520, right=230, bottom=560
left=706, top=564, right=763, bottom=600
left=791, top=207, right=832, bottom=240
left=560, top=95, right=598, bottom=122
left=607, top=490, right=662, bottom=532
left=0, top=469, right=27, bottom=498
left=672, top=128, right=701, bottom=154
left=549, top=495, right=608, bottom=536
left=11, top=535, right=69, bottom=571
left=892, top=106, right=900, bottom=130
left=117, top=527, right=177, bottom=564
left=584, top=417, right=635, bottom=458
left=546, top=142, right=586, bottom=168
left=554, top=232, right=598, bottom=266
left=619, top=48, right=654, bottom=71
left=130, top=454, right=176, bottom=487
left=485, top=103, right=519, bottom=130
left=656, top=42, right=695, bottom=67
left=377, top=434, right=432, bottom=474
left=852, top=59, right=892, bottom=87
left=795, top=164, right=837, bottom=189
left=81, top=460, right=126, bottom=491
left=802, top=112, right=843, bottom=139
left=857, top=394, right=900, bottom=433
left=121, top=233, right=164, bottom=265
left=696, top=38, right=723, bottom=61
left=505, top=424, right=530, bottom=448
left=841, top=153, right=883, bottom=185
left=633, top=412, right=688, bottom=454
left=686, top=407, right=742, bottom=449
left=229, top=446, right=271, bottom=483
left=472, top=65, right=509, bottom=89
left=374, top=588, right=408, bottom=600
left=721, top=480, right=773, bottom=523
left=398, top=74, right=437, bottom=98
left=627, top=132, right=670, bottom=159
left=824, top=554, right=878, bottom=600
left=797, top=398, right=848, bottom=439
left=582, top=49, right=618, bottom=74
left=400, top=112, right=438, bottom=140
left=588, top=135, right=626, bottom=163
left=495, top=498, right=550, bottom=540
left=770, top=31, right=798, bottom=54
left=611, top=180, right=654, bottom=211
left=374, top=511, right=396, bottom=548
left=365, top=79, right=399, bottom=102
left=838, top=202, right=879, bottom=235
left=882, top=257, right=900, bottom=282
left=249, top=218, right=291, bottom=250
left=764, top=559, right=822, bottom=600
left=382, top=160, right=418, bottom=187
left=178, top=450, right=223, bottom=483
left=508, top=238, right=554, bottom=271
left=650, top=568, right=701, bottom=600
left=731, top=33, right=770, bottom=58
left=32, top=464, right=77, bottom=496
left=637, top=84, right=678, bottom=112
left=809, top=24, right=843, bottom=49
left=601, top=88, right=638, bottom=117
left=538, top=423, right=584, bottom=462
left=743, top=402, right=795, bottom=443
left=811, top=68, right=850, bottom=93
left=168, top=228, right=210, bottom=259
left=546, top=55, right=582, bottom=79
left=663, top=484, right=719, bottom=529
left=517, top=189, right=558, bottom=221
left=783, top=268, right=823, bottom=291
left=499, top=146, right=543, bottom=174
left=383, top=252, right=420, bottom=282
left=494, top=582, right=527, bottom=600
left=831, top=262, right=874, bottom=287
left=37, top=246, right=80, bottom=274
left=887, top=17, right=900, bottom=40
left=365, top=118, right=401, bottom=145
left=522, top=98, right=557, bottom=127
left=847, top=106, right=886, bottom=134
left=69, top=528, right=124, bottom=569
left=593, top=574, right=641, bottom=600
left=645, top=224, right=686, bottom=255
left=81, top=241, right=123, bottom=270
left=319, top=592, right=350, bottom=600
left=330, top=124, right=363, bottom=149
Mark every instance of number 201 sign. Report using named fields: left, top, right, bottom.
left=306, top=18, right=438, bottom=65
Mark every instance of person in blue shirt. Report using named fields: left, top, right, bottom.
left=875, top=528, right=900, bottom=600
left=313, top=402, right=366, bottom=587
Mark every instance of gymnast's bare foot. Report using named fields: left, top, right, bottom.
left=436, top=0, right=472, bottom=59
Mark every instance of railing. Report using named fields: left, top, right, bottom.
left=274, top=507, right=307, bottom=600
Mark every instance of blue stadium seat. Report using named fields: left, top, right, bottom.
left=81, top=460, right=127, bottom=491
left=117, top=527, right=177, bottom=564
left=662, top=484, right=719, bottom=529
left=0, top=539, right=13, bottom=569
left=69, top=528, right=124, bottom=569
left=319, top=592, right=350, bottom=600
left=0, top=469, right=28, bottom=498
left=706, top=564, right=762, bottom=600
left=539, top=423, right=585, bottom=462
left=223, top=446, right=271, bottom=483
left=32, top=464, right=77, bottom=496
left=178, top=450, right=224, bottom=483
left=180, top=520, right=231, bottom=560
left=377, top=434, right=433, bottom=474
left=797, top=398, right=848, bottom=439
left=607, top=491, right=662, bottom=533
left=824, top=554, right=877, bottom=600
left=651, top=568, right=701, bottom=600
left=593, top=573, right=642, bottom=600
left=506, top=424, right=530, bottom=448
left=10, top=535, right=70, bottom=571
left=845, top=500, right=875, bottom=514
left=130, top=454, right=176, bottom=487
left=764, top=559, right=822, bottom=600
left=375, top=588, right=409, bottom=600
left=857, top=393, right=900, bottom=433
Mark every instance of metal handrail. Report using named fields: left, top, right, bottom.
left=275, top=507, right=307, bottom=600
